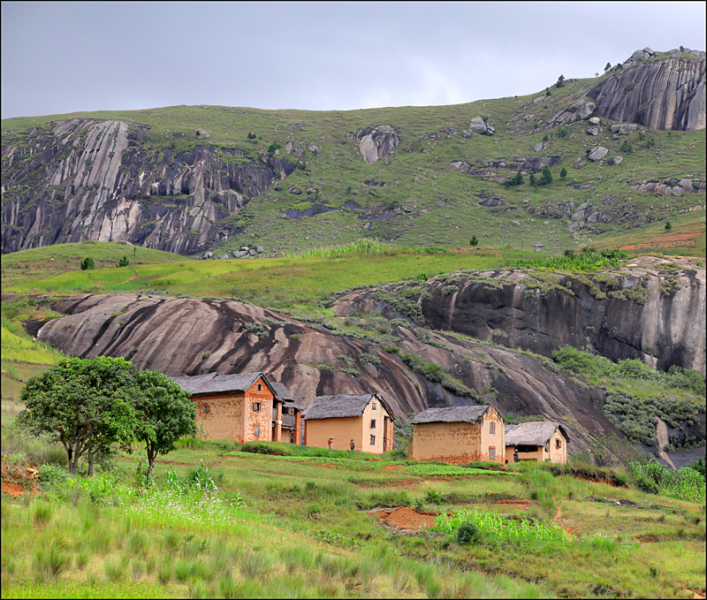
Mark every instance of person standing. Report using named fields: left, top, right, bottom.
left=514, top=448, right=519, bottom=463
left=328, top=437, right=334, bottom=450
left=350, top=439, right=355, bottom=452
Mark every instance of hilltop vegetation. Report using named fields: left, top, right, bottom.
left=2, top=51, right=705, bottom=257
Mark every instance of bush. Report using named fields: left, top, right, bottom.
left=456, top=521, right=481, bottom=545
left=80, top=257, right=95, bottom=270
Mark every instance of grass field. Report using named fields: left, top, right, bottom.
left=1, top=436, right=705, bottom=599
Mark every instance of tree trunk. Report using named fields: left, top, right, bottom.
left=146, top=447, right=156, bottom=487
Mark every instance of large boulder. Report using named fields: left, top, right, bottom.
left=469, top=115, right=494, bottom=136
left=354, top=125, right=400, bottom=164
left=587, top=146, right=609, bottom=161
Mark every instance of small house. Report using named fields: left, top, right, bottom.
left=505, top=421, right=569, bottom=464
left=303, top=393, right=395, bottom=453
left=409, top=405, right=505, bottom=465
left=171, top=372, right=301, bottom=444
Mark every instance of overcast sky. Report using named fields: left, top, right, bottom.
left=2, top=1, right=705, bottom=119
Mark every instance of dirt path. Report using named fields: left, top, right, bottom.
left=621, top=229, right=703, bottom=250
left=120, top=267, right=140, bottom=284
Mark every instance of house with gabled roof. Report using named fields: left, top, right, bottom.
left=302, top=393, right=395, bottom=454
left=409, top=405, right=505, bottom=464
left=505, top=421, right=569, bottom=464
left=170, top=372, right=301, bottom=444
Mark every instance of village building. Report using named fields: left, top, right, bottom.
left=504, top=421, right=569, bottom=464
left=303, top=393, right=395, bottom=453
left=409, top=405, right=505, bottom=465
left=170, top=372, right=301, bottom=444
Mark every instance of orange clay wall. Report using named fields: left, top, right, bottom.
left=548, top=429, right=568, bottom=463
left=410, top=422, right=483, bottom=464
left=193, top=392, right=245, bottom=441
left=360, top=399, right=392, bottom=454
left=305, top=416, right=363, bottom=451
left=479, top=408, right=505, bottom=463
left=243, top=380, right=275, bottom=443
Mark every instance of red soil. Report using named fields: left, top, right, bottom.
left=369, top=506, right=440, bottom=530
left=620, top=229, right=703, bottom=250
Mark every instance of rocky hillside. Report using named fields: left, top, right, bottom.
left=34, top=292, right=615, bottom=454
left=337, top=255, right=706, bottom=376
left=2, top=48, right=705, bottom=256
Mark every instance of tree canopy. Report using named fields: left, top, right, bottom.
left=133, top=369, right=198, bottom=481
left=18, top=357, right=196, bottom=477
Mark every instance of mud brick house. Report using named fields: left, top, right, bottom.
left=170, top=373, right=301, bottom=444
left=505, top=421, right=569, bottom=464
left=303, top=393, right=395, bottom=454
left=409, top=405, right=505, bottom=464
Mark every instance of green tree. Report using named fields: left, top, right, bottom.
left=556, top=74, right=565, bottom=88
left=267, top=142, right=282, bottom=156
left=529, top=173, right=537, bottom=187
left=133, top=370, right=197, bottom=483
left=514, top=170, right=524, bottom=186
left=665, top=221, right=672, bottom=231
left=470, top=236, right=479, bottom=247
left=560, top=167, right=568, bottom=179
left=117, top=255, right=130, bottom=268
left=17, top=357, right=138, bottom=475
left=80, top=257, right=95, bottom=270
left=538, top=166, right=553, bottom=186
left=604, top=62, right=612, bottom=71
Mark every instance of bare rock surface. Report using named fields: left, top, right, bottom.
left=354, top=125, right=400, bottom=164
left=37, top=292, right=620, bottom=452
left=1, top=119, right=296, bottom=254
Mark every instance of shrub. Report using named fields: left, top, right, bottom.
left=456, top=521, right=481, bottom=545
left=469, top=235, right=479, bottom=247
left=80, top=257, right=95, bottom=270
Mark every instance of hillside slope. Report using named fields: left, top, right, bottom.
left=2, top=49, right=705, bottom=257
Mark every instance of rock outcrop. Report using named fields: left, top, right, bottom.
left=469, top=115, right=494, bottom=136
left=338, top=257, right=706, bottom=376
left=35, top=292, right=618, bottom=452
left=1, top=119, right=296, bottom=254
left=588, top=51, right=706, bottom=131
left=353, top=125, right=400, bottom=164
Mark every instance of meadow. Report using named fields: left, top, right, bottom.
left=1, top=432, right=705, bottom=599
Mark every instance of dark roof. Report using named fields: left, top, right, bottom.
left=170, top=372, right=278, bottom=398
left=411, top=405, right=491, bottom=425
left=505, top=421, right=570, bottom=446
left=303, top=393, right=395, bottom=421
left=270, top=381, right=295, bottom=403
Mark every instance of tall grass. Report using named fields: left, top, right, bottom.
left=629, top=462, right=706, bottom=502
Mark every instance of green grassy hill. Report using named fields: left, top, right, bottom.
left=2, top=60, right=705, bottom=257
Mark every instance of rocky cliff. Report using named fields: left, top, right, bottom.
left=34, top=292, right=617, bottom=453
left=588, top=49, right=706, bottom=131
left=1, top=118, right=296, bottom=254
left=335, top=256, right=706, bottom=375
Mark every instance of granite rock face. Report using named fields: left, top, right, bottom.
left=353, top=125, right=400, bottom=164
left=36, top=292, right=618, bottom=452
left=338, top=257, right=706, bottom=376
left=1, top=119, right=296, bottom=254
left=588, top=53, right=706, bottom=131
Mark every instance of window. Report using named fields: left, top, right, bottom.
left=489, top=422, right=495, bottom=434
left=370, top=419, right=376, bottom=429
left=489, top=447, right=495, bottom=460
left=370, top=435, right=376, bottom=445
left=203, top=404, right=210, bottom=414
left=257, top=383, right=262, bottom=391
left=372, top=402, right=377, bottom=410
left=254, top=426, right=260, bottom=437
left=556, top=439, right=562, bottom=449
left=253, top=402, right=261, bottom=412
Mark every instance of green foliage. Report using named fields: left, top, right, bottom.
left=560, top=167, right=567, bottom=179
left=80, top=257, right=95, bottom=270
left=510, top=248, right=627, bottom=272
left=456, top=521, right=481, bottom=545
left=538, top=166, right=553, bottom=186
left=17, top=357, right=139, bottom=475
left=604, top=62, right=611, bottom=71
left=665, top=221, right=672, bottom=231
left=557, top=128, right=569, bottom=138
left=469, top=235, right=478, bottom=247
left=117, top=256, right=130, bottom=268
left=621, top=140, right=633, bottom=154
left=556, top=74, right=565, bottom=88
left=629, top=461, right=706, bottom=502
left=133, top=369, right=198, bottom=481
